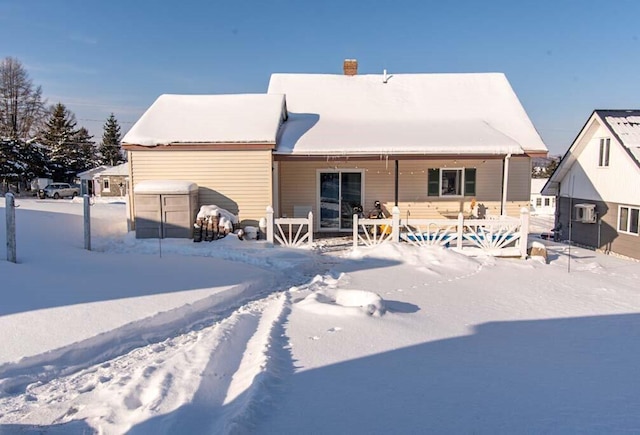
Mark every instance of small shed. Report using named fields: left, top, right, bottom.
left=134, top=180, right=199, bottom=239
left=98, top=163, right=130, bottom=197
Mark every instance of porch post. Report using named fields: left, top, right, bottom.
left=457, top=212, right=464, bottom=249
left=392, top=206, right=400, bottom=243
left=394, top=159, right=399, bottom=206
left=519, top=207, right=529, bottom=259
left=307, top=211, right=314, bottom=244
left=353, top=214, right=358, bottom=249
left=501, top=153, right=511, bottom=216
left=266, top=206, right=274, bottom=243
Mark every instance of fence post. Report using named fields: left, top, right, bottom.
left=83, top=194, right=91, bottom=251
left=392, top=206, right=400, bottom=243
left=5, top=193, right=16, bottom=263
left=519, top=207, right=530, bottom=259
left=457, top=212, right=464, bottom=249
left=307, top=211, right=314, bottom=245
left=353, top=214, right=358, bottom=249
left=266, top=206, right=274, bottom=243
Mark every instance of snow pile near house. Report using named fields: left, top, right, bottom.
left=298, top=288, right=385, bottom=317
left=349, top=241, right=482, bottom=275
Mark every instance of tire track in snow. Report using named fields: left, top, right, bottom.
left=0, top=292, right=292, bottom=434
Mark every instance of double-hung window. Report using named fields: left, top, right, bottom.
left=598, top=138, right=610, bottom=167
left=428, top=168, right=476, bottom=197
left=618, top=206, right=639, bottom=235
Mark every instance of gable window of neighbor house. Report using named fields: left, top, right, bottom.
left=103, top=178, right=110, bottom=192
left=428, top=168, right=476, bottom=197
left=618, top=206, right=639, bottom=235
left=598, top=138, right=610, bottom=167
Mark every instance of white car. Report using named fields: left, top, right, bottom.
left=38, top=183, right=80, bottom=199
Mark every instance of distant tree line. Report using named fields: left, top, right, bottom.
left=0, top=57, right=126, bottom=191
left=532, top=156, right=560, bottom=179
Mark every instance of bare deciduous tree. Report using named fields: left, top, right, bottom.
left=0, top=57, right=46, bottom=140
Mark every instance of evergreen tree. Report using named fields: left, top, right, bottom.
left=0, top=138, right=48, bottom=185
left=70, top=127, right=96, bottom=175
left=98, top=113, right=124, bottom=166
left=39, top=103, right=80, bottom=182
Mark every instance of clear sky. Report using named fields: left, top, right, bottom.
left=2, top=0, right=639, bottom=155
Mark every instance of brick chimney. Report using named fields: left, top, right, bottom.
left=343, top=59, right=358, bottom=76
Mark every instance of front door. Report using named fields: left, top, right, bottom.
left=319, top=171, right=362, bottom=231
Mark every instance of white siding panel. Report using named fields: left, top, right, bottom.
left=560, top=123, right=640, bottom=206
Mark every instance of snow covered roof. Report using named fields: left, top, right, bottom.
left=134, top=180, right=198, bottom=194
left=268, top=73, right=547, bottom=156
left=122, top=94, right=286, bottom=146
left=100, top=163, right=129, bottom=177
left=598, top=110, right=640, bottom=168
left=77, top=166, right=108, bottom=179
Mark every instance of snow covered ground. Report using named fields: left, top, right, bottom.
left=1, top=197, right=639, bottom=434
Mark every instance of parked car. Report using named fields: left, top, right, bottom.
left=38, top=183, right=80, bottom=199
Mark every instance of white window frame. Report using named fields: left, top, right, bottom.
left=598, top=137, right=610, bottom=167
left=103, top=177, right=111, bottom=193
left=440, top=168, right=464, bottom=197
left=618, top=205, right=639, bottom=236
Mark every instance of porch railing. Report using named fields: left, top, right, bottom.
left=353, top=206, right=529, bottom=258
left=264, top=206, right=530, bottom=258
left=265, top=206, right=314, bottom=248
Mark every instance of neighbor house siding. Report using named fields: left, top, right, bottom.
left=557, top=196, right=640, bottom=260
left=278, top=157, right=529, bottom=224
left=129, top=149, right=273, bottom=226
left=98, top=175, right=128, bottom=197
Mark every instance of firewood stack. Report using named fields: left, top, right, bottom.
left=193, top=213, right=234, bottom=242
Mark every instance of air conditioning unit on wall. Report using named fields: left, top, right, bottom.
left=574, top=203, right=597, bottom=223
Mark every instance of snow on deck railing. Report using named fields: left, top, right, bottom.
left=352, top=206, right=529, bottom=258
left=265, top=206, right=313, bottom=248
left=264, top=205, right=529, bottom=258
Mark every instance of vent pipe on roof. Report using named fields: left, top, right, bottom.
left=343, top=59, right=358, bottom=76
left=383, top=69, right=388, bottom=83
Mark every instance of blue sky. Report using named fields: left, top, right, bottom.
left=1, top=0, right=639, bottom=155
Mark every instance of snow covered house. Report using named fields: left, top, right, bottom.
left=123, top=60, right=547, bottom=233
left=543, top=110, right=640, bottom=259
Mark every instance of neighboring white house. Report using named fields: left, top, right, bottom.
left=543, top=110, right=640, bottom=260
left=530, top=178, right=555, bottom=215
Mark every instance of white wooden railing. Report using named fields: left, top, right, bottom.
left=353, top=206, right=529, bottom=258
left=264, top=205, right=530, bottom=258
left=265, top=206, right=313, bottom=248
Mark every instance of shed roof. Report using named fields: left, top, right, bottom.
left=268, top=72, right=547, bottom=156
left=100, top=163, right=129, bottom=176
left=122, top=94, right=286, bottom=146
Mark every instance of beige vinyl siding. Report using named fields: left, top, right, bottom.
left=130, top=149, right=272, bottom=226
left=506, top=156, right=532, bottom=201
left=279, top=157, right=528, bottom=221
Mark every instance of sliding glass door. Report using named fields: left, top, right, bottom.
left=319, top=171, right=362, bottom=230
